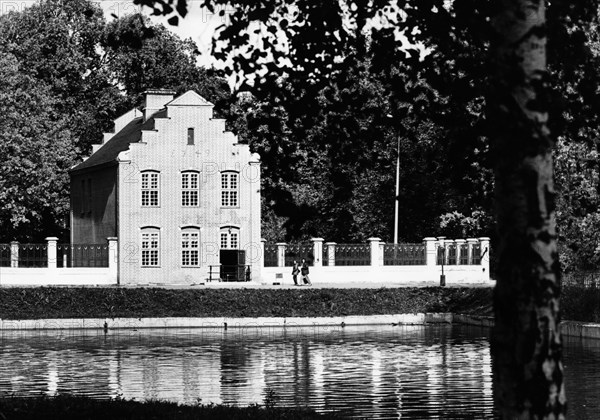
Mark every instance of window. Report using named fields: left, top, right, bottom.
left=181, top=230, right=200, bottom=266
left=221, top=172, right=239, bottom=207
left=181, top=171, right=199, bottom=206
left=187, top=128, right=194, bottom=145
left=220, top=227, right=239, bottom=249
left=141, top=229, right=159, bottom=267
left=141, top=171, right=159, bottom=206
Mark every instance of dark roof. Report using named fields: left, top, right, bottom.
left=71, top=110, right=167, bottom=172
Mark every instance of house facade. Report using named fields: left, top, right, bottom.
left=70, top=89, right=261, bottom=284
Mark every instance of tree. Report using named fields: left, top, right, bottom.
left=0, top=1, right=233, bottom=240
left=0, top=53, right=77, bottom=240
left=102, top=14, right=231, bottom=116
left=487, top=1, right=565, bottom=416
left=133, top=0, right=600, bottom=416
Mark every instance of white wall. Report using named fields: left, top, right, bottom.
left=261, top=265, right=491, bottom=285
left=0, top=268, right=117, bottom=286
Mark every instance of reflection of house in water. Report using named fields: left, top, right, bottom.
left=1, top=328, right=497, bottom=417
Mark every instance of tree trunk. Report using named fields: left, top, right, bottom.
left=488, top=1, right=566, bottom=418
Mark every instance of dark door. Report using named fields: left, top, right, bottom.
left=220, top=250, right=246, bottom=281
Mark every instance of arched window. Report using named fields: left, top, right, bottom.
left=181, top=171, right=199, bottom=206
left=141, top=227, right=160, bottom=267
left=181, top=228, right=200, bottom=266
left=187, top=128, right=195, bottom=145
left=221, top=171, right=239, bottom=207
left=141, top=170, right=160, bottom=207
left=220, top=226, right=239, bottom=249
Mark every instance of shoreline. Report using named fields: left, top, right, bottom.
left=2, top=313, right=598, bottom=340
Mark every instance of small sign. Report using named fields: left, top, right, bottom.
left=275, top=273, right=283, bottom=279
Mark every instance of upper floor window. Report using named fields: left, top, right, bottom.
left=141, top=171, right=159, bottom=206
left=220, top=227, right=239, bottom=249
left=187, top=128, right=195, bottom=145
left=141, top=228, right=160, bottom=267
left=221, top=172, right=238, bottom=207
left=181, top=171, right=199, bottom=206
left=181, top=229, right=200, bottom=266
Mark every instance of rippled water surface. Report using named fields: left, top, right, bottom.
left=0, top=325, right=598, bottom=419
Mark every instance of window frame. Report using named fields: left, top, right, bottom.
left=181, top=228, right=200, bottom=267
left=219, top=226, right=240, bottom=249
left=220, top=171, right=239, bottom=208
left=141, top=228, right=160, bottom=267
left=141, top=170, right=160, bottom=207
left=181, top=171, right=200, bottom=207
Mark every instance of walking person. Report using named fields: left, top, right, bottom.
left=301, top=258, right=312, bottom=286
left=292, top=260, right=300, bottom=286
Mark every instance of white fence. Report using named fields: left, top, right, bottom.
left=0, top=237, right=118, bottom=286
left=261, top=237, right=491, bottom=285
left=0, top=236, right=491, bottom=286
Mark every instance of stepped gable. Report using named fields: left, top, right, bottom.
left=71, top=109, right=167, bottom=172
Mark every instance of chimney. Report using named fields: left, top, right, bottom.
left=143, top=89, right=176, bottom=121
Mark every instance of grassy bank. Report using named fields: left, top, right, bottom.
left=0, top=395, right=336, bottom=420
left=0, top=287, right=493, bottom=320
left=1, top=286, right=597, bottom=322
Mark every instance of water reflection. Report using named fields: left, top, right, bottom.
left=0, top=325, right=596, bottom=418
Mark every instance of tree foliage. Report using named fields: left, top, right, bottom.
left=0, top=0, right=231, bottom=241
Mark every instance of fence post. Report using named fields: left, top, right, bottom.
left=260, top=238, right=266, bottom=269
left=10, top=241, right=19, bottom=268
left=444, top=239, right=455, bottom=264
left=436, top=236, right=446, bottom=265
left=325, top=242, right=336, bottom=266
left=311, top=238, right=324, bottom=267
left=478, top=237, right=491, bottom=279
left=46, top=237, right=58, bottom=269
left=455, top=239, right=466, bottom=265
left=107, top=237, right=118, bottom=282
left=466, top=238, right=478, bottom=265
left=276, top=242, right=286, bottom=267
left=423, top=238, right=437, bottom=267
left=368, top=238, right=381, bottom=267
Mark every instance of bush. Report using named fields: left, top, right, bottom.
left=0, top=287, right=494, bottom=320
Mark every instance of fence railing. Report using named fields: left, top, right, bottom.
left=383, top=244, right=426, bottom=265
left=562, top=271, right=600, bottom=288
left=263, top=244, right=278, bottom=267
left=1, top=241, right=111, bottom=268
left=18, top=244, right=48, bottom=268
left=335, top=244, right=371, bottom=266
left=56, top=244, right=109, bottom=268
left=0, top=244, right=10, bottom=267
left=263, top=237, right=490, bottom=269
left=284, top=243, right=313, bottom=266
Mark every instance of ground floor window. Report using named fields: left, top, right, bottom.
left=182, top=230, right=200, bottom=266
left=141, top=230, right=159, bottom=266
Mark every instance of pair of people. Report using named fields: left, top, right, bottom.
left=292, top=259, right=312, bottom=286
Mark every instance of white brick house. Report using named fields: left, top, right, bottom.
left=70, top=89, right=261, bottom=284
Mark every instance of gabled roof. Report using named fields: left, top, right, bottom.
left=167, top=90, right=214, bottom=107
left=70, top=109, right=167, bottom=173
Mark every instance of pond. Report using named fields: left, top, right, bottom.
left=0, top=324, right=598, bottom=419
